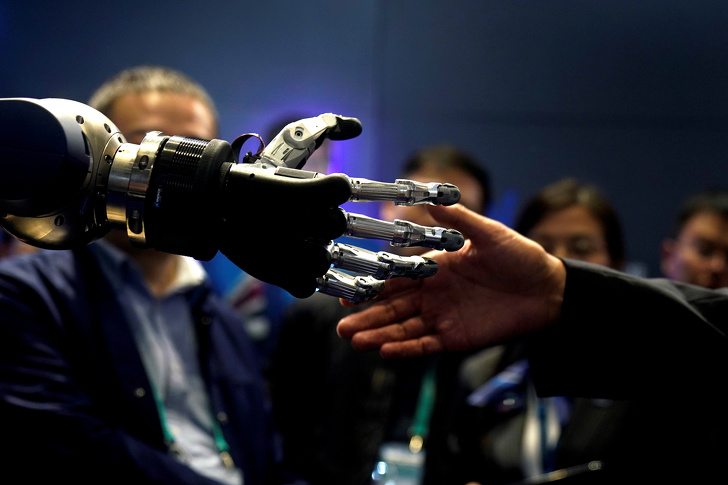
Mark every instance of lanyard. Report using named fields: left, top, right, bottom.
left=149, top=382, right=235, bottom=469
left=408, top=358, right=438, bottom=453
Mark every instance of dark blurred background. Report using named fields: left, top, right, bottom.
left=2, top=0, right=727, bottom=277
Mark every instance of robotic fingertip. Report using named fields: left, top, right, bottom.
left=437, top=184, right=461, bottom=206
left=442, top=229, right=465, bottom=251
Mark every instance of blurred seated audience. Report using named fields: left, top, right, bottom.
left=268, top=144, right=491, bottom=485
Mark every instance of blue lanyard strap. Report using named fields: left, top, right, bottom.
left=408, top=358, right=438, bottom=453
left=150, top=382, right=234, bottom=469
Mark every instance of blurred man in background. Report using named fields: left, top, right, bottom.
left=0, top=66, right=296, bottom=485
left=660, top=188, right=728, bottom=289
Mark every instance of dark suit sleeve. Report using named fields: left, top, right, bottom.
left=0, top=256, right=223, bottom=485
left=527, top=260, right=728, bottom=399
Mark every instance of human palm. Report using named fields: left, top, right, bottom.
left=337, top=204, right=566, bottom=358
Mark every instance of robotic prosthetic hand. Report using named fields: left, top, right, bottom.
left=220, top=114, right=463, bottom=302
left=0, top=98, right=464, bottom=302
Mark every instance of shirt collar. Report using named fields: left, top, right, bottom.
left=90, top=239, right=208, bottom=298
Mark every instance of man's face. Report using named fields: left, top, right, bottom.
left=527, top=205, right=614, bottom=268
left=108, top=91, right=216, bottom=144
left=379, top=166, right=485, bottom=256
left=104, top=91, right=217, bottom=253
left=661, top=211, right=728, bottom=289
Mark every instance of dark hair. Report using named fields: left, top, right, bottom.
left=672, top=188, right=728, bottom=236
left=515, top=178, right=626, bottom=268
left=88, top=65, right=219, bottom=131
left=400, top=144, right=491, bottom=212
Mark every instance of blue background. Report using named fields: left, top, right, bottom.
left=2, top=0, right=728, bottom=279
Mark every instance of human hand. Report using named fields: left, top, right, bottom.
left=336, top=204, right=566, bottom=358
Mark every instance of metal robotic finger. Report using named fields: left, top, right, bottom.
left=231, top=163, right=463, bottom=208
left=316, top=242, right=441, bottom=302
left=237, top=113, right=362, bottom=170
left=342, top=212, right=465, bottom=251
left=313, top=214, right=462, bottom=302
left=315, top=269, right=385, bottom=304
left=327, top=242, right=438, bottom=279
left=348, top=178, right=461, bottom=206
left=233, top=113, right=461, bottom=206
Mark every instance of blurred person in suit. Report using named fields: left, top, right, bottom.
left=0, top=65, right=300, bottom=485
left=267, top=144, right=491, bottom=485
